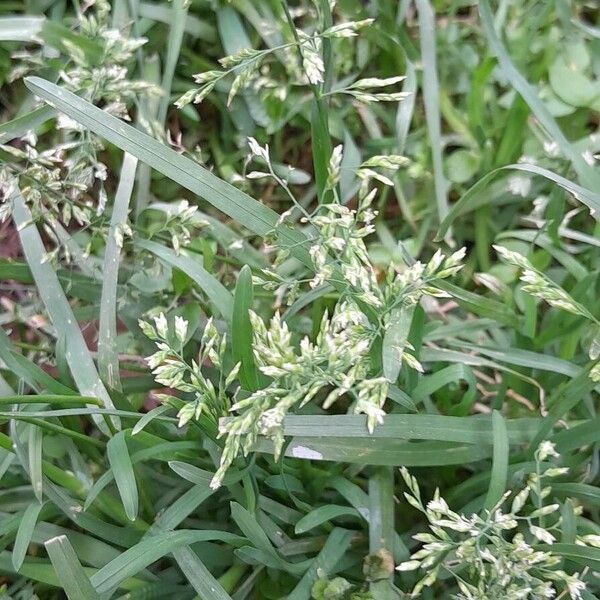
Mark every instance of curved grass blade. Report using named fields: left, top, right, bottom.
left=437, top=163, right=600, bottom=240
left=295, top=505, right=360, bottom=535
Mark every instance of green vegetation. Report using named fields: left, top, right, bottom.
left=0, top=0, right=599, bottom=598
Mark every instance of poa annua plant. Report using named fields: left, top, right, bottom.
left=141, top=122, right=468, bottom=489
left=397, top=441, right=591, bottom=599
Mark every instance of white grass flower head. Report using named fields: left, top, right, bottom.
left=537, top=440, right=560, bottom=461
left=507, top=175, right=531, bottom=197
left=153, top=312, right=168, bottom=340
left=174, top=316, right=188, bottom=344
left=326, top=144, right=343, bottom=190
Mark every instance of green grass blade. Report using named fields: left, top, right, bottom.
left=483, top=410, right=509, bottom=511
left=98, top=153, right=138, bottom=391
left=106, top=431, right=138, bottom=521
left=23, top=77, right=308, bottom=257
left=415, top=0, right=450, bottom=229
left=28, top=424, right=43, bottom=503
left=0, top=105, right=56, bottom=144
left=294, top=505, right=360, bottom=535
left=232, top=265, right=260, bottom=391
left=138, top=2, right=215, bottom=42
left=157, top=0, right=188, bottom=124
left=382, top=305, right=414, bottom=383
left=44, top=535, right=101, bottom=600
left=12, top=501, right=44, bottom=571
left=369, top=468, right=401, bottom=597
left=172, top=546, right=232, bottom=600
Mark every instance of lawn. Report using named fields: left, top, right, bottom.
left=0, top=0, right=599, bottom=598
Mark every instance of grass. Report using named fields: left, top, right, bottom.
left=0, top=0, right=599, bottom=598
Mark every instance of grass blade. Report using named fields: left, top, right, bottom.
left=232, top=265, right=260, bottom=391
left=12, top=501, right=44, bottom=571
left=294, top=505, right=360, bottom=535
left=483, top=410, right=509, bottom=511
left=106, top=431, right=138, bottom=521
left=28, top=424, right=43, bottom=503
left=89, top=530, right=245, bottom=593
left=0, top=16, right=44, bottom=41
left=0, top=105, right=56, bottom=144
left=98, top=153, right=138, bottom=391
left=287, top=528, right=354, bottom=600
left=44, top=535, right=101, bottom=600
left=436, top=163, right=600, bottom=240
left=172, top=546, right=232, bottom=600
left=157, top=0, right=188, bottom=124
left=382, top=305, right=414, bottom=383
left=415, top=0, right=450, bottom=230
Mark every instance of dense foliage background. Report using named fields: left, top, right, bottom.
left=0, top=0, right=599, bottom=598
